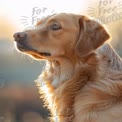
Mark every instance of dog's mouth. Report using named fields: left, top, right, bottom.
left=16, top=42, right=51, bottom=59
left=39, top=52, right=51, bottom=56
left=25, top=51, right=51, bottom=59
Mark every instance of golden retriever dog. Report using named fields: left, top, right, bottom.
left=13, top=13, right=122, bottom=122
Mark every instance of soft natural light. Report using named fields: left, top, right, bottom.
left=0, top=0, right=90, bottom=40
left=1, top=0, right=122, bottom=41
left=0, top=0, right=89, bottom=29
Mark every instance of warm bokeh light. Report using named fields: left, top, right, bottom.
left=0, top=0, right=89, bottom=41
left=0, top=17, right=17, bottom=41
left=1, top=0, right=122, bottom=42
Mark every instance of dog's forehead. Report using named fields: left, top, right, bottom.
left=36, top=15, right=53, bottom=26
left=36, top=13, right=79, bottom=27
left=51, top=13, right=70, bottom=19
left=50, top=13, right=76, bottom=22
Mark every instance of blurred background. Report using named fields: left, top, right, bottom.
left=0, top=0, right=122, bottom=121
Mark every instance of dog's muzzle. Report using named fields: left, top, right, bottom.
left=13, top=32, right=51, bottom=57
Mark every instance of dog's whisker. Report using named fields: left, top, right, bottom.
left=7, top=44, right=16, bottom=54
left=27, top=56, right=34, bottom=63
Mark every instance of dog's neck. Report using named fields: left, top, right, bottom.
left=41, top=53, right=102, bottom=88
left=43, top=57, right=75, bottom=87
left=39, top=43, right=122, bottom=88
left=38, top=42, right=122, bottom=87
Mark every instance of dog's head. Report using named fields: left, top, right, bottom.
left=13, top=13, right=110, bottom=60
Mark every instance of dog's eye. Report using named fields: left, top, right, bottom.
left=48, top=23, right=61, bottom=30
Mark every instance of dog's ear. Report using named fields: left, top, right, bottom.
left=75, top=16, right=110, bottom=57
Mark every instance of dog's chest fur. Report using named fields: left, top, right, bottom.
left=36, top=51, right=122, bottom=122
left=37, top=55, right=105, bottom=121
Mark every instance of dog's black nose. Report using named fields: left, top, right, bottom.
left=13, top=32, right=27, bottom=42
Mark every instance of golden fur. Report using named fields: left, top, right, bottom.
left=14, top=13, right=122, bottom=122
